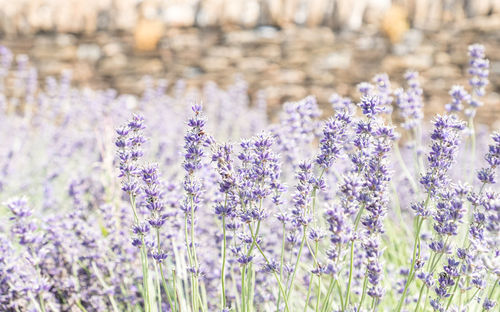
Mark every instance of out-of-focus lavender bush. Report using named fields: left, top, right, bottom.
left=0, top=44, right=498, bottom=312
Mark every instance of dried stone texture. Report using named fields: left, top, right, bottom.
left=307, top=0, right=329, bottom=27
left=314, top=51, right=352, bottom=70
left=465, top=0, right=495, bottom=17
left=201, top=57, right=231, bottom=71
left=1, top=0, right=500, bottom=35
left=134, top=19, right=164, bottom=51
left=77, top=44, right=102, bottom=63
left=162, top=0, right=196, bottom=27
left=114, top=0, right=138, bottom=31
left=381, top=5, right=409, bottom=43
left=98, top=54, right=128, bottom=74
left=1, top=16, right=499, bottom=125
left=197, top=0, right=224, bottom=27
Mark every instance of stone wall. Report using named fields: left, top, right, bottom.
left=2, top=17, right=499, bottom=126
left=1, top=0, right=499, bottom=36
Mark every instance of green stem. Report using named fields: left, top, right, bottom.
left=396, top=215, right=424, bottom=312
left=304, top=241, right=320, bottom=312
left=482, top=278, right=499, bottom=311
left=336, top=279, right=345, bottom=310
left=394, top=142, right=419, bottom=194
left=156, top=229, right=175, bottom=311
left=221, top=213, right=227, bottom=309
left=465, top=287, right=480, bottom=306
left=241, top=266, right=246, bottom=312
left=129, top=194, right=150, bottom=312
left=320, top=277, right=336, bottom=312
left=445, top=277, right=460, bottom=310
left=75, top=299, right=89, bottom=312
left=396, top=193, right=431, bottom=312
left=254, top=242, right=290, bottom=312
left=315, top=273, right=321, bottom=312
left=286, top=225, right=307, bottom=301
left=276, top=223, right=286, bottom=311
left=184, top=214, right=196, bottom=312
left=38, top=294, right=46, bottom=312
left=414, top=280, right=426, bottom=312
left=91, top=262, right=120, bottom=312
left=358, top=269, right=369, bottom=311
left=344, top=204, right=366, bottom=310
left=190, top=196, right=200, bottom=312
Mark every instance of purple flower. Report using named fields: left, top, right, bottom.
left=7, top=197, right=38, bottom=246
left=395, top=70, right=424, bottom=130
left=116, top=115, right=146, bottom=196
left=325, top=205, right=350, bottom=247
left=420, top=115, right=466, bottom=195
left=358, top=95, right=384, bottom=118
left=329, top=93, right=353, bottom=113
left=316, top=111, right=352, bottom=169
left=445, top=85, right=470, bottom=112
left=468, top=44, right=489, bottom=97
left=477, top=131, right=500, bottom=184
left=357, top=82, right=374, bottom=97
left=290, top=161, right=315, bottom=227
left=483, top=298, right=497, bottom=311
left=372, top=73, right=393, bottom=108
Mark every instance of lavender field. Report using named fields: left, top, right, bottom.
left=0, top=40, right=499, bottom=312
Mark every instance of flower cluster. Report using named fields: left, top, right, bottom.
left=395, top=70, right=424, bottom=130
left=468, top=44, right=489, bottom=97
left=420, top=114, right=466, bottom=195
left=0, top=43, right=498, bottom=312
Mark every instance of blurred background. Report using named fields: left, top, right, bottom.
left=0, top=0, right=499, bottom=124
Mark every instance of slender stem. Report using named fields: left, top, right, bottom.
left=254, top=242, right=290, bottom=312
left=243, top=220, right=261, bottom=310
left=344, top=204, right=366, bottom=309
left=463, top=287, right=480, bottom=307
left=482, top=278, right=499, bottom=311
left=415, top=238, right=450, bottom=312
left=38, top=294, right=46, bottom=312
left=156, top=228, right=175, bottom=311
left=221, top=213, right=227, bottom=309
left=129, top=194, right=150, bottom=312
left=75, top=299, right=89, bottom=312
left=358, top=269, right=369, bottom=311
left=160, top=263, right=175, bottom=311
left=241, top=266, right=246, bottom=312
left=304, top=273, right=314, bottom=311
left=445, top=277, right=460, bottom=310
left=396, top=215, right=424, bottom=312
left=315, top=273, right=321, bottom=312
left=336, top=279, right=344, bottom=310
left=394, top=142, right=419, bottom=194
left=91, top=262, right=120, bottom=312
left=414, top=280, right=426, bottom=312
left=286, top=225, right=307, bottom=301
left=155, top=262, right=162, bottom=312
left=184, top=215, right=196, bottom=312
left=320, top=277, right=336, bottom=312
left=304, top=240, right=320, bottom=312
left=172, top=269, right=180, bottom=312
left=396, top=194, right=430, bottom=312
left=344, top=239, right=357, bottom=310
left=276, top=223, right=286, bottom=311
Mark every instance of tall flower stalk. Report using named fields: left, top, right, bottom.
left=396, top=115, right=466, bottom=311
left=181, top=104, right=211, bottom=312
left=116, top=114, right=152, bottom=312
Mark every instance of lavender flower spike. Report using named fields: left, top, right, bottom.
left=468, top=44, right=489, bottom=97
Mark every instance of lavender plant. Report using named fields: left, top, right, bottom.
left=0, top=43, right=498, bottom=312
